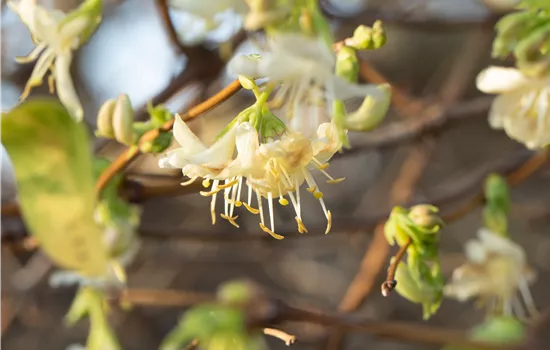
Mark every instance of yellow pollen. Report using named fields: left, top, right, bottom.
left=317, top=163, right=329, bottom=170
left=243, top=202, right=260, bottom=214
left=325, top=210, right=332, bottom=234
left=220, top=214, right=240, bottom=228
left=279, top=198, right=289, bottom=206
left=200, top=187, right=223, bottom=196
left=295, top=217, right=308, bottom=234
left=286, top=186, right=296, bottom=192
left=307, top=186, right=317, bottom=193
left=235, top=200, right=242, bottom=207
left=202, top=179, right=211, bottom=187
left=327, top=178, right=345, bottom=184
left=210, top=210, right=216, bottom=225
left=217, top=180, right=238, bottom=189
left=313, top=191, right=323, bottom=199
left=260, top=223, right=285, bottom=240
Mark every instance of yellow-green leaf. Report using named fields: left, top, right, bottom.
left=2, top=99, right=108, bottom=276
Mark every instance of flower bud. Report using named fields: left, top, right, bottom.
left=345, top=84, right=391, bottom=131
left=349, top=21, right=386, bottom=51
left=408, top=204, right=443, bottom=231
left=336, top=46, right=359, bottom=83
left=112, top=94, right=135, bottom=146
left=96, top=98, right=116, bottom=138
left=238, top=75, right=257, bottom=90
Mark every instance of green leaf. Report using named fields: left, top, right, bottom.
left=2, top=100, right=108, bottom=276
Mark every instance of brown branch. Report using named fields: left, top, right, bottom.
left=381, top=238, right=410, bottom=297
left=121, top=288, right=214, bottom=307
left=279, top=303, right=521, bottom=350
left=95, top=79, right=242, bottom=195
left=442, top=150, right=549, bottom=223
left=120, top=287, right=521, bottom=350
left=343, top=96, right=492, bottom=155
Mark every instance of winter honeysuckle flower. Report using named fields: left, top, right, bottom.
left=228, top=122, right=343, bottom=239
left=444, top=228, right=537, bottom=318
left=169, top=0, right=246, bottom=45
left=477, top=66, right=550, bottom=149
left=228, top=33, right=389, bottom=135
left=8, top=0, right=102, bottom=121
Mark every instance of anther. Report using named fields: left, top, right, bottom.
left=279, top=198, right=289, bottom=206
left=327, top=178, right=345, bottom=184
left=220, top=214, right=240, bottom=228
left=313, top=191, right=323, bottom=199
left=243, top=202, right=260, bottom=214
left=202, top=179, right=211, bottom=188
left=260, top=223, right=285, bottom=240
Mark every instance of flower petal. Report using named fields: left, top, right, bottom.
left=330, top=76, right=381, bottom=101
left=186, top=123, right=238, bottom=165
left=55, top=52, right=83, bottom=121
left=234, top=122, right=260, bottom=170
left=477, top=228, right=526, bottom=263
left=476, top=66, right=529, bottom=94
left=172, top=115, right=207, bottom=154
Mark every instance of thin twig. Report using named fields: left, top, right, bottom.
left=263, top=328, right=296, bottom=346
left=381, top=238, right=410, bottom=297
left=95, top=79, right=242, bottom=195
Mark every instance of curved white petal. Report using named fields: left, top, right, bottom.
left=477, top=228, right=526, bottom=263
left=345, top=83, right=392, bottom=131
left=234, top=122, right=260, bottom=170
left=227, top=55, right=263, bottom=77
left=269, top=34, right=334, bottom=68
left=331, top=76, right=381, bottom=101
left=58, top=15, right=91, bottom=48
left=25, top=47, right=55, bottom=87
left=205, top=9, right=243, bottom=43
left=172, top=115, right=207, bottom=153
left=476, top=66, right=529, bottom=94
left=186, top=123, right=238, bottom=166
left=55, top=52, right=83, bottom=121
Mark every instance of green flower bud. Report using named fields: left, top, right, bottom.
left=408, top=204, right=443, bottom=231
left=218, top=280, right=256, bottom=304
left=345, top=83, right=391, bottom=131
left=96, top=98, right=116, bottom=138
left=349, top=21, right=386, bottom=51
left=336, top=46, right=359, bottom=83
left=238, top=75, right=257, bottom=90
left=113, top=94, right=135, bottom=146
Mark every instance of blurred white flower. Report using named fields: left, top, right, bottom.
left=444, top=228, right=537, bottom=318
left=228, top=33, right=388, bottom=136
left=477, top=66, right=550, bottom=149
left=169, top=0, right=246, bottom=45
left=8, top=0, right=101, bottom=121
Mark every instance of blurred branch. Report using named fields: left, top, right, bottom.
left=121, top=287, right=521, bottom=350
left=343, top=96, right=492, bottom=155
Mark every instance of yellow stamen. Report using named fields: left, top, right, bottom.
left=225, top=198, right=244, bottom=207
left=313, top=191, right=323, bottom=199
left=260, top=223, right=284, bottom=240
left=307, top=186, right=317, bottom=193
left=243, top=202, right=260, bottom=214
left=220, top=214, right=240, bottom=228
left=202, top=179, right=211, bottom=188
left=181, top=176, right=197, bottom=186
left=295, top=217, right=308, bottom=234
left=217, top=179, right=238, bottom=189
left=325, top=210, right=332, bottom=234
left=200, top=187, right=223, bottom=196
left=48, top=74, right=55, bottom=93
left=279, top=198, right=289, bottom=206
left=327, top=178, right=345, bottom=184
left=317, top=163, right=329, bottom=170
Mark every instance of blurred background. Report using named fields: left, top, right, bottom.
left=2, top=0, right=550, bottom=349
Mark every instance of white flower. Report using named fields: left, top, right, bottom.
left=444, top=228, right=537, bottom=318
left=8, top=0, right=101, bottom=121
left=169, top=0, right=246, bottom=45
left=477, top=66, right=550, bottom=149
left=161, top=116, right=344, bottom=238
left=228, top=33, right=388, bottom=136
left=223, top=122, right=343, bottom=238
